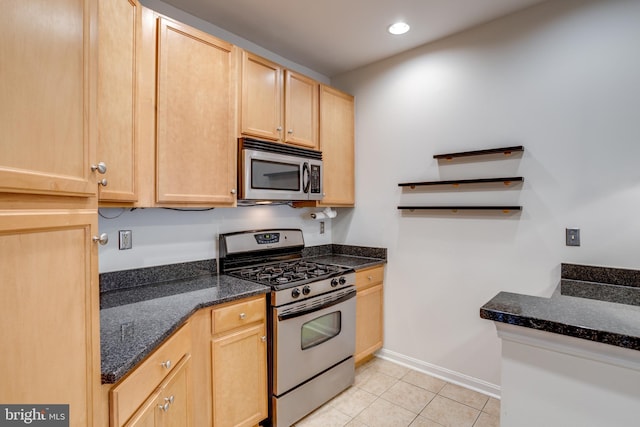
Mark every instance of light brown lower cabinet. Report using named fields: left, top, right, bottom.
left=211, top=296, right=268, bottom=427
left=0, top=207, right=101, bottom=427
left=110, top=295, right=268, bottom=427
left=355, top=265, right=385, bottom=364
left=125, top=355, right=192, bottom=427
left=109, top=323, right=192, bottom=427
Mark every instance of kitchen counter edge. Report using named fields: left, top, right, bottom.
left=480, top=289, right=640, bottom=351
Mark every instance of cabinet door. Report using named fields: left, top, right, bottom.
left=0, top=210, right=100, bottom=426
left=212, top=324, right=268, bottom=427
left=156, top=18, right=237, bottom=205
left=0, top=0, right=97, bottom=198
left=157, top=355, right=192, bottom=427
left=355, top=284, right=384, bottom=364
left=97, top=0, right=139, bottom=202
left=284, top=70, right=319, bottom=149
left=240, top=51, right=283, bottom=141
left=125, top=390, right=160, bottom=427
left=318, top=85, right=355, bottom=206
left=124, top=355, right=192, bottom=427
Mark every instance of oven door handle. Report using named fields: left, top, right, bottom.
left=278, top=289, right=356, bottom=321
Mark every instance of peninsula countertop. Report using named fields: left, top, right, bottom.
left=480, top=263, right=640, bottom=351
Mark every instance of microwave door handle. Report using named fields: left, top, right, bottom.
left=302, top=162, right=310, bottom=194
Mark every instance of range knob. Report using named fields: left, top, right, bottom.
left=331, top=278, right=339, bottom=287
left=339, top=276, right=347, bottom=285
left=302, top=285, right=311, bottom=295
left=291, top=288, right=301, bottom=298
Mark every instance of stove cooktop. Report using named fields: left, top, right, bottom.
left=227, top=259, right=351, bottom=290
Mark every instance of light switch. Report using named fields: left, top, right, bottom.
left=566, top=228, right=580, bottom=246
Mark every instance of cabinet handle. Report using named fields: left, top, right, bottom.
left=161, top=360, right=171, bottom=370
left=91, top=162, right=107, bottom=174
left=165, top=396, right=174, bottom=404
left=261, top=335, right=266, bottom=342
left=239, top=313, right=246, bottom=320
left=276, top=126, right=282, bottom=132
left=158, top=402, right=170, bottom=412
left=92, top=233, right=109, bottom=245
left=368, top=276, right=373, bottom=281
left=288, top=129, right=293, bottom=134
left=98, top=178, right=108, bottom=187
left=230, top=189, right=236, bottom=194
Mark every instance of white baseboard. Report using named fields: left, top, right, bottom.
left=375, top=348, right=501, bottom=399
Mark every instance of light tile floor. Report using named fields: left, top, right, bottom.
left=294, top=357, right=500, bottom=427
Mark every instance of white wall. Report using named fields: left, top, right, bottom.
left=98, top=206, right=332, bottom=272
left=331, top=0, right=640, bottom=392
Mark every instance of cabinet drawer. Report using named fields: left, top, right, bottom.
left=356, top=266, right=385, bottom=291
left=110, top=323, right=191, bottom=426
left=212, top=296, right=265, bottom=335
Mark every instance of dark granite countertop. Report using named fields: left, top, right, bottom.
left=99, top=244, right=387, bottom=385
left=100, top=274, right=269, bottom=384
left=306, top=254, right=386, bottom=270
left=480, top=263, right=640, bottom=351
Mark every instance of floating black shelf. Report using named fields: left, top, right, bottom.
left=398, top=176, right=524, bottom=188
left=397, top=206, right=522, bottom=213
left=434, top=145, right=524, bottom=160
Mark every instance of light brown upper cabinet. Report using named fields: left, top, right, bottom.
left=97, top=0, right=140, bottom=203
left=318, top=85, right=355, bottom=206
left=240, top=51, right=319, bottom=149
left=155, top=17, right=237, bottom=205
left=0, top=0, right=98, bottom=198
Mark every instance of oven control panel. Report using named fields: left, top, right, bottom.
left=255, top=233, right=280, bottom=244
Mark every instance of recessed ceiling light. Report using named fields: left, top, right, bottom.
left=388, top=22, right=410, bottom=35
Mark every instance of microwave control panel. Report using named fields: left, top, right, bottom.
left=310, top=165, right=321, bottom=194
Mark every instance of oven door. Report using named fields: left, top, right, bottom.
left=272, top=287, right=356, bottom=396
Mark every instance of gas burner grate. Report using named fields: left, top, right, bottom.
left=228, top=260, right=348, bottom=287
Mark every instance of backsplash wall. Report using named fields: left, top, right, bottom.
left=98, top=205, right=333, bottom=273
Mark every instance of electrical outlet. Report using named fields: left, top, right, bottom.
left=120, top=321, right=135, bottom=341
left=566, top=228, right=580, bottom=246
left=119, top=230, right=132, bottom=250
left=320, top=221, right=325, bottom=234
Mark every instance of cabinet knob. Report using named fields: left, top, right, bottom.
left=92, top=233, right=109, bottom=245
left=368, top=276, right=373, bottom=280
left=287, top=129, right=293, bottom=134
left=98, top=178, right=108, bottom=187
left=239, top=313, right=246, bottom=320
left=158, top=402, right=170, bottom=412
left=161, top=360, right=171, bottom=370
left=276, top=126, right=282, bottom=132
left=230, top=189, right=236, bottom=194
left=165, top=396, right=174, bottom=404
left=91, top=162, right=107, bottom=174
left=261, top=335, right=267, bottom=342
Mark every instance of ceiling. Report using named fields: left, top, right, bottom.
left=161, top=0, right=548, bottom=77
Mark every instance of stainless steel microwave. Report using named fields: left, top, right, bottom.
left=238, top=138, right=323, bottom=202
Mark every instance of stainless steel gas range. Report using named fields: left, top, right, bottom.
left=219, top=229, right=356, bottom=427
